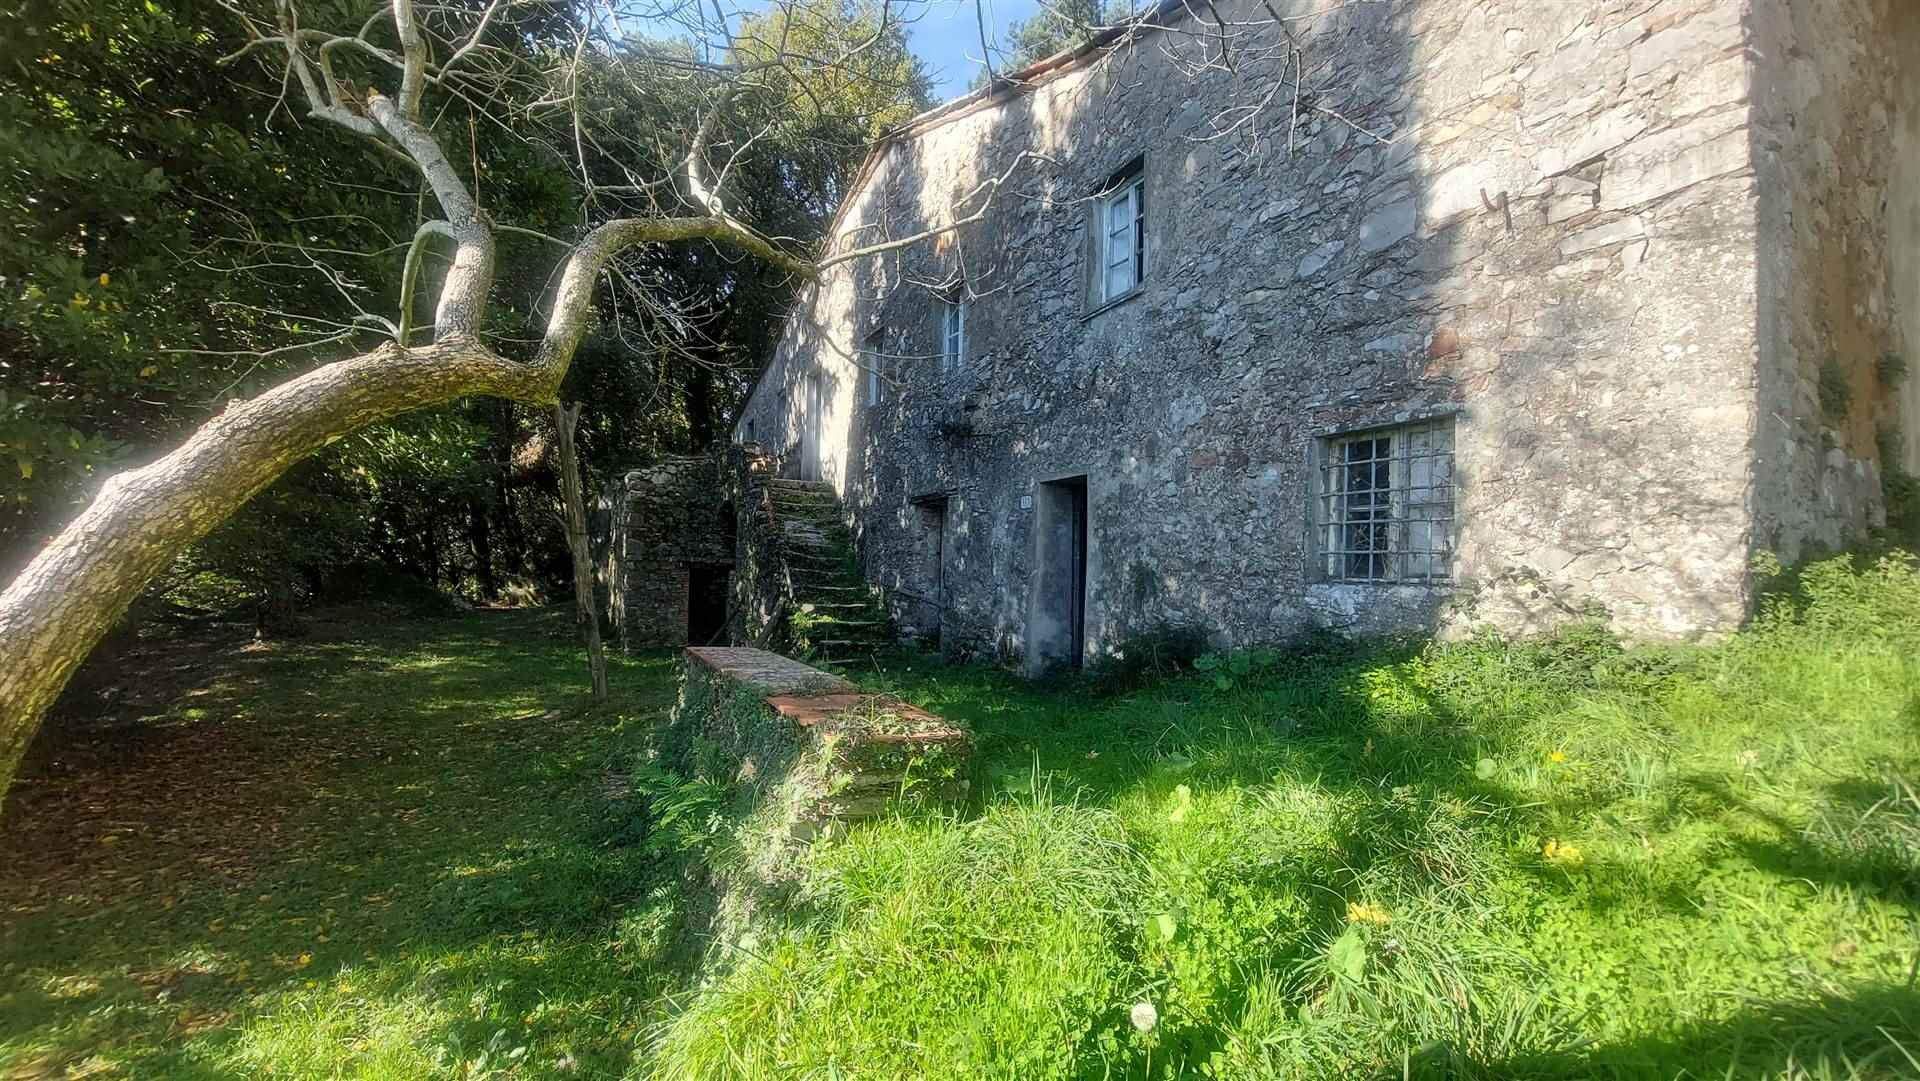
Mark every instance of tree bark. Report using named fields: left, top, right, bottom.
left=552, top=402, right=609, bottom=702
left=0, top=337, right=554, bottom=803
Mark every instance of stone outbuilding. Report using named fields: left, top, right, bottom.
left=603, top=454, right=736, bottom=649
left=727, top=0, right=1920, bottom=670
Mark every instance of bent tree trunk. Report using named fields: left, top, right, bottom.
left=0, top=337, right=556, bottom=805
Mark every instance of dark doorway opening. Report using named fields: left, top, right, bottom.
left=1032, top=475, right=1088, bottom=672
left=911, top=496, right=948, bottom=649
left=687, top=562, right=731, bottom=646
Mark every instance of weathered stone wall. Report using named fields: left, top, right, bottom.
left=606, top=454, right=734, bottom=649
left=1749, top=0, right=1919, bottom=558
left=733, top=0, right=1898, bottom=659
left=663, top=646, right=971, bottom=967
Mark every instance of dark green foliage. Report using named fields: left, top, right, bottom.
left=1818, top=357, right=1854, bottom=421
left=1086, top=623, right=1210, bottom=692
left=1878, top=352, right=1908, bottom=388
left=0, top=0, right=927, bottom=617
left=973, top=0, right=1127, bottom=87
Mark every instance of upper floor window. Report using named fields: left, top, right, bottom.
left=942, top=294, right=967, bottom=373
left=1100, top=164, right=1146, bottom=302
left=863, top=329, right=886, bottom=406
left=1312, top=417, right=1455, bottom=583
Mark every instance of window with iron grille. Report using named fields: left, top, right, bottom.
left=1313, top=417, right=1456, bottom=582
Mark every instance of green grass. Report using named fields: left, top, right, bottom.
left=5, top=551, right=1920, bottom=1079
left=0, top=608, right=686, bottom=1078
left=653, top=552, right=1920, bottom=1080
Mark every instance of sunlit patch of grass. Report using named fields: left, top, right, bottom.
left=653, top=552, right=1920, bottom=1079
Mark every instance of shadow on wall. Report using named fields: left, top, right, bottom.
left=1750, top=2, right=1920, bottom=559
left=750, top=0, right=1796, bottom=659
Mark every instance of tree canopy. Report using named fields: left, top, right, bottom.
left=1, top=0, right=928, bottom=613
left=0, top=0, right=938, bottom=807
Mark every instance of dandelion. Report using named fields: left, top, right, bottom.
left=295, top=952, right=313, bottom=968
left=97, top=272, right=110, bottom=287
left=1542, top=839, right=1584, bottom=867
left=1547, top=750, right=1567, bottom=764
left=1346, top=901, right=1391, bottom=926
left=1129, top=1001, right=1158, bottom=1033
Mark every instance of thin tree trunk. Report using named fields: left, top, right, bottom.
left=553, top=402, right=608, bottom=702
left=467, top=495, right=498, bottom=600
left=0, top=337, right=553, bottom=806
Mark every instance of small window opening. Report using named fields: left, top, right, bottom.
left=863, top=328, right=886, bottom=406
left=942, top=292, right=967, bottom=374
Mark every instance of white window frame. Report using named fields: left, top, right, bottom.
left=1100, top=172, right=1146, bottom=302
left=1313, top=417, right=1456, bottom=583
left=863, top=330, right=885, bottom=406
left=942, top=295, right=967, bottom=374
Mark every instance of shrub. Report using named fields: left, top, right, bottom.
left=1087, top=622, right=1210, bottom=692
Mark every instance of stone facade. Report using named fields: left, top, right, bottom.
left=732, top=0, right=1920, bottom=668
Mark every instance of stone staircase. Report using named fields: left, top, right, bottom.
left=761, top=479, right=892, bottom=664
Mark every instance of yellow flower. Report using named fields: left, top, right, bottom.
left=295, top=952, right=313, bottom=968
left=97, top=272, right=110, bottom=287
left=1547, top=750, right=1567, bottom=764
left=1346, top=901, right=1391, bottom=926
left=1542, top=840, right=1584, bottom=867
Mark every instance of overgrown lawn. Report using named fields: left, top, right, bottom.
left=1, top=609, right=682, bottom=1078
left=6, top=553, right=1920, bottom=1079
left=658, top=554, right=1920, bottom=1080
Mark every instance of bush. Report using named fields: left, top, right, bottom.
left=1087, top=623, right=1210, bottom=692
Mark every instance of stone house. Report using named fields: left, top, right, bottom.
left=721, top=0, right=1920, bottom=671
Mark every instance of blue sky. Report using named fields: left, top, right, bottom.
left=626, top=0, right=1043, bottom=103
left=901, top=0, right=1043, bottom=100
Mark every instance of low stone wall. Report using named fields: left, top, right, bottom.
left=668, top=647, right=970, bottom=833
left=661, top=646, right=971, bottom=967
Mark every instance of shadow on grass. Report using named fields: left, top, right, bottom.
left=0, top=606, right=689, bottom=1077
left=1682, top=767, right=1920, bottom=911
left=1490, top=982, right=1920, bottom=1080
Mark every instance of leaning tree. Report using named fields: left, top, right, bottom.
left=0, top=0, right=987, bottom=806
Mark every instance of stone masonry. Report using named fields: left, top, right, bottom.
left=733, top=0, right=1920, bottom=668
left=604, top=454, right=734, bottom=649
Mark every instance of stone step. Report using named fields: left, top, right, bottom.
left=794, top=618, right=883, bottom=633
left=814, top=638, right=889, bottom=654
left=783, top=547, right=853, bottom=563
left=784, top=546, right=848, bottom=557
left=773, top=500, right=841, bottom=512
